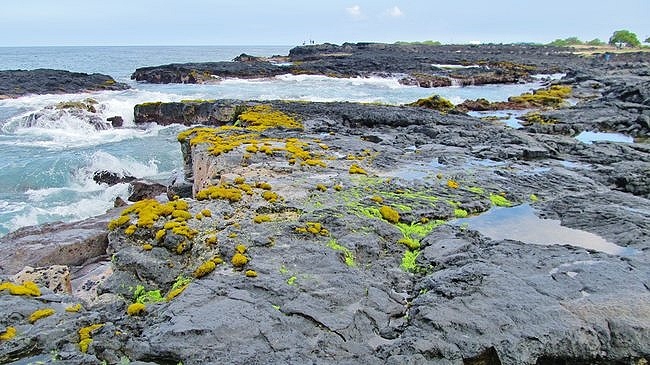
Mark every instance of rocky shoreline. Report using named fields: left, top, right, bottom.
left=0, top=44, right=649, bottom=364
left=0, top=69, right=129, bottom=99
left=132, top=43, right=587, bottom=87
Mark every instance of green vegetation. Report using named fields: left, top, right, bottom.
left=409, top=94, right=454, bottom=113
left=508, top=85, right=572, bottom=108
left=490, top=194, right=512, bottom=207
left=401, top=249, right=420, bottom=272
left=327, top=239, right=356, bottom=267
left=395, top=40, right=441, bottom=46
left=586, top=38, right=606, bottom=46
left=132, top=285, right=165, bottom=304
left=609, top=29, right=641, bottom=48
left=548, top=36, right=583, bottom=47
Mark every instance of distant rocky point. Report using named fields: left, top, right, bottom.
left=0, top=69, right=129, bottom=99
left=131, top=43, right=586, bottom=87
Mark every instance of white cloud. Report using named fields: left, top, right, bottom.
left=346, top=5, right=362, bottom=17
left=385, top=6, right=403, bottom=17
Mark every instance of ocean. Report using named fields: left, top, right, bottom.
left=0, top=45, right=549, bottom=236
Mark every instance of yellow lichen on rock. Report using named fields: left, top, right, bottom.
left=29, top=308, right=55, bottom=324
left=349, top=164, right=368, bottom=175
left=127, top=303, right=146, bottom=316
left=238, top=105, right=303, bottom=131
left=0, top=326, right=16, bottom=341
left=253, top=215, right=271, bottom=223
left=379, top=206, right=400, bottom=224
left=193, top=260, right=217, bottom=278
left=231, top=252, right=249, bottom=267
left=262, top=191, right=280, bottom=203
left=295, top=222, right=329, bottom=236
left=245, top=270, right=258, bottom=278
left=196, top=184, right=242, bottom=202
left=78, top=323, right=104, bottom=353
left=65, top=303, right=82, bottom=313
left=0, top=281, right=41, bottom=296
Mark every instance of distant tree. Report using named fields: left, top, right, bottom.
left=645, top=37, right=650, bottom=43
left=608, top=30, right=641, bottom=48
left=548, top=37, right=583, bottom=47
left=586, top=38, right=606, bottom=46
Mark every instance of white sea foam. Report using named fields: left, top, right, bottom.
left=80, top=151, right=160, bottom=180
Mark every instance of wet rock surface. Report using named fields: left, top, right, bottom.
left=0, top=69, right=129, bottom=99
left=1, top=48, right=649, bottom=364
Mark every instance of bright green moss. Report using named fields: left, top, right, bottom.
left=316, top=183, right=328, bottom=192
left=490, top=194, right=512, bottom=207
left=286, top=276, right=297, bottom=285
left=327, top=239, right=356, bottom=267
left=454, top=208, right=469, bottom=218
left=530, top=194, right=539, bottom=202
left=401, top=249, right=420, bottom=272
left=133, top=285, right=165, bottom=304
left=467, top=186, right=485, bottom=195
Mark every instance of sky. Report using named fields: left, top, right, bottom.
left=0, top=0, right=648, bottom=46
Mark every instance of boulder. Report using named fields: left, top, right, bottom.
left=128, top=180, right=167, bottom=202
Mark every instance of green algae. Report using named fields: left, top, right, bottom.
left=327, top=239, right=356, bottom=267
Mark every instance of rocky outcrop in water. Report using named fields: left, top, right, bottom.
left=131, top=43, right=591, bottom=87
left=2, top=45, right=650, bottom=364
left=2, top=95, right=649, bottom=364
left=0, top=69, right=129, bottom=99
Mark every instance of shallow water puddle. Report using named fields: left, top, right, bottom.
left=386, top=158, right=445, bottom=181
left=575, top=131, right=634, bottom=144
left=467, top=110, right=526, bottom=129
left=455, top=204, right=636, bottom=256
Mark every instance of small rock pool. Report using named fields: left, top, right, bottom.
left=454, top=204, right=637, bottom=256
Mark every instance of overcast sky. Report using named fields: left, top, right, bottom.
left=1, top=0, right=648, bottom=46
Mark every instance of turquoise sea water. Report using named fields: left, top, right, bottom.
left=0, top=45, right=548, bottom=236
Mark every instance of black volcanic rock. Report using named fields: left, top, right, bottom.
left=131, top=43, right=590, bottom=87
left=0, top=69, right=129, bottom=98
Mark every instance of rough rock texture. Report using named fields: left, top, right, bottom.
left=131, top=43, right=594, bottom=87
left=0, top=69, right=129, bottom=99
left=0, top=211, right=118, bottom=275
left=2, top=49, right=650, bottom=365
